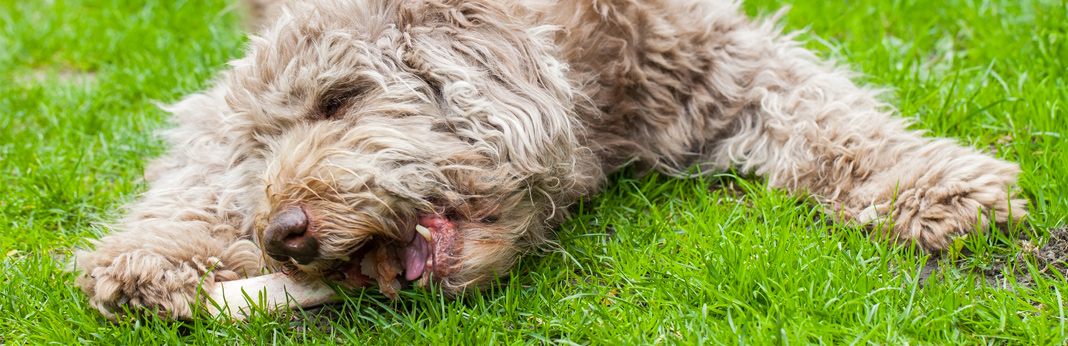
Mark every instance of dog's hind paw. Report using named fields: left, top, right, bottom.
left=848, top=149, right=1028, bottom=253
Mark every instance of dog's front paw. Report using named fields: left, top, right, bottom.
left=74, top=238, right=263, bottom=320
left=75, top=249, right=222, bottom=320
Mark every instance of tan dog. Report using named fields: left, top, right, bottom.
left=75, top=0, right=1027, bottom=320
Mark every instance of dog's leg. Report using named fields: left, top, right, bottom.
left=552, top=0, right=1028, bottom=252
left=74, top=86, right=264, bottom=320
left=699, top=20, right=1028, bottom=252
left=554, top=0, right=1027, bottom=252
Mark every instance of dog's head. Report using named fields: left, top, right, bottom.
left=221, top=0, right=596, bottom=297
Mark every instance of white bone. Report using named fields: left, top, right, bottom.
left=205, top=273, right=338, bottom=319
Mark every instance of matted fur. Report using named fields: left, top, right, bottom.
left=74, top=0, right=1027, bottom=320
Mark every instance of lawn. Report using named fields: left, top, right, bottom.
left=1, top=0, right=1066, bottom=344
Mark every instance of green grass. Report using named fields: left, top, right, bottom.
left=1, top=0, right=1066, bottom=344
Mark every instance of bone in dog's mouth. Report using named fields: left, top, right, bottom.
left=334, top=212, right=459, bottom=299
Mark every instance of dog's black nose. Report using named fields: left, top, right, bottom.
left=263, top=207, right=319, bottom=265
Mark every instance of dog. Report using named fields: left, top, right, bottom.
left=74, top=0, right=1027, bottom=320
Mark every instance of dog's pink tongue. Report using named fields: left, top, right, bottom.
left=403, top=214, right=449, bottom=281
left=402, top=235, right=429, bottom=281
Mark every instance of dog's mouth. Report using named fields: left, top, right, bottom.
left=263, top=204, right=463, bottom=299
left=333, top=213, right=458, bottom=298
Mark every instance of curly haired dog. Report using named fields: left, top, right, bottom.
left=74, top=0, right=1027, bottom=320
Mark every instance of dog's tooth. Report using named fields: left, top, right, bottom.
left=415, top=224, right=433, bottom=241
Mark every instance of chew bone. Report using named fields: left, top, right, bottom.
left=205, top=273, right=338, bottom=319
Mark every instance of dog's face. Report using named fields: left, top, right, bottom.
left=220, top=0, right=593, bottom=297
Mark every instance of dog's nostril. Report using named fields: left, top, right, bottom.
left=263, top=207, right=319, bottom=265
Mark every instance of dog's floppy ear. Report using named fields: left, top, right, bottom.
left=397, top=0, right=580, bottom=178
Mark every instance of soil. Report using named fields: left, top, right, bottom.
left=1025, top=227, right=1068, bottom=273
left=1011, top=226, right=1068, bottom=288
left=918, top=227, right=1068, bottom=290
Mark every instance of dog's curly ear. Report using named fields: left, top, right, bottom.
left=398, top=0, right=580, bottom=178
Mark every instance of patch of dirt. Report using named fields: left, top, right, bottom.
left=1027, top=227, right=1068, bottom=270
left=1013, top=226, right=1068, bottom=287
left=918, top=227, right=1068, bottom=290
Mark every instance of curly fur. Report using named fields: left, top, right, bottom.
left=74, top=0, right=1027, bottom=320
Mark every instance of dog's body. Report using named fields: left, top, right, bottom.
left=75, top=0, right=1027, bottom=320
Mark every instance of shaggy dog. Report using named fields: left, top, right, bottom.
left=75, top=0, right=1028, bottom=320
